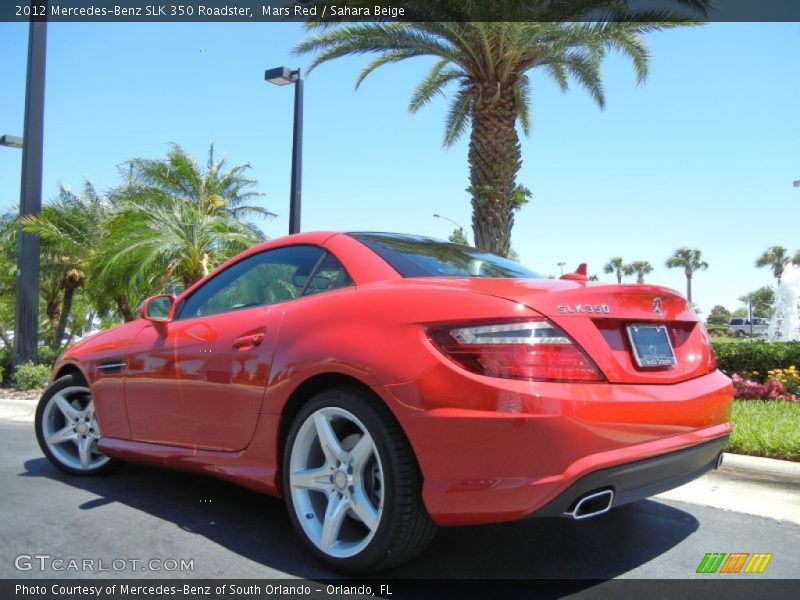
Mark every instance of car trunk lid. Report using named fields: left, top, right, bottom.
left=411, top=278, right=714, bottom=384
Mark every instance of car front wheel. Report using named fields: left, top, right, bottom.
left=283, top=387, right=436, bottom=573
left=35, top=374, right=122, bottom=476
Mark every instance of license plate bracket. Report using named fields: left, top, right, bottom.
left=626, top=323, right=676, bottom=368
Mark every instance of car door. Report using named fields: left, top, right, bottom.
left=124, top=245, right=328, bottom=451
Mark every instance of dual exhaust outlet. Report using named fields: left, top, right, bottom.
left=566, top=489, right=615, bottom=520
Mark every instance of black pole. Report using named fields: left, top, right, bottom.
left=14, top=8, right=47, bottom=366
left=288, top=70, right=303, bottom=235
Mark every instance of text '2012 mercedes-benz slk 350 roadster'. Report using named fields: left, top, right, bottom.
left=36, top=232, right=732, bottom=572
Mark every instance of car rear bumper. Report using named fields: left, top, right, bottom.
left=382, top=368, right=733, bottom=526
left=531, top=435, right=728, bottom=518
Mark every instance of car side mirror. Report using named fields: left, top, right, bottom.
left=141, top=295, right=175, bottom=323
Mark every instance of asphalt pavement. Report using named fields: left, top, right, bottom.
left=1, top=417, right=798, bottom=582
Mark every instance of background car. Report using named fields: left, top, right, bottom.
left=728, top=317, right=769, bottom=337
left=36, top=232, right=732, bottom=572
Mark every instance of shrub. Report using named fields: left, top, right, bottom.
left=731, top=374, right=797, bottom=402
left=713, top=340, right=800, bottom=381
left=36, top=345, right=64, bottom=368
left=13, top=361, right=51, bottom=390
left=0, top=347, right=10, bottom=384
left=767, top=366, right=800, bottom=395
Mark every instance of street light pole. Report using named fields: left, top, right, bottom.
left=14, top=10, right=48, bottom=365
left=433, top=213, right=466, bottom=242
left=265, top=66, right=303, bottom=235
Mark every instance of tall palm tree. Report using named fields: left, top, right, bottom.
left=603, top=257, right=628, bottom=284
left=625, top=260, right=653, bottom=284
left=665, top=247, right=708, bottom=304
left=295, top=2, right=709, bottom=255
left=755, top=245, right=793, bottom=284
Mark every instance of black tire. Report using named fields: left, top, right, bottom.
left=35, top=374, right=123, bottom=476
left=282, top=387, right=436, bottom=573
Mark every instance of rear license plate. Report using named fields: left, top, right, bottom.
left=626, top=324, right=676, bottom=368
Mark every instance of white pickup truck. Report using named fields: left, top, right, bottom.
left=728, top=317, right=769, bottom=337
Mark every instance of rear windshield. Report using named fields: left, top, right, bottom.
left=350, top=232, right=542, bottom=279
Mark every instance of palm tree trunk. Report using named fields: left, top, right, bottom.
left=115, top=295, right=135, bottom=322
left=686, top=274, right=693, bottom=304
left=616, top=269, right=622, bottom=284
left=45, top=298, right=60, bottom=347
left=468, top=84, right=521, bottom=256
left=53, top=282, right=78, bottom=348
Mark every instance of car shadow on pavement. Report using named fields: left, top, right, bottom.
left=22, top=457, right=699, bottom=581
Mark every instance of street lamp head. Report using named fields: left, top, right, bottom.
left=0, top=134, right=23, bottom=149
left=265, top=66, right=300, bottom=86
left=433, top=213, right=441, bottom=218
left=793, top=180, right=800, bottom=188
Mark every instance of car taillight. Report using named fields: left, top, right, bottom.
left=428, top=320, right=604, bottom=382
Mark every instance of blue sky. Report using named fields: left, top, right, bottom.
left=1, top=21, right=798, bottom=316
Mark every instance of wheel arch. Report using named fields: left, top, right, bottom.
left=52, top=361, right=89, bottom=385
left=276, top=371, right=420, bottom=492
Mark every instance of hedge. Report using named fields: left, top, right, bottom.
left=713, top=340, right=800, bottom=382
left=1, top=345, right=63, bottom=385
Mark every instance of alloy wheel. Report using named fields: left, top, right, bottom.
left=40, top=386, right=110, bottom=472
left=288, top=406, right=384, bottom=559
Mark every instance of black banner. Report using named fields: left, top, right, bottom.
left=3, top=0, right=800, bottom=23
left=3, top=579, right=800, bottom=600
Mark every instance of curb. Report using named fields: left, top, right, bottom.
left=0, top=397, right=37, bottom=423
left=720, top=452, right=800, bottom=480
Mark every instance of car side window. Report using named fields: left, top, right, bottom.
left=303, top=252, right=353, bottom=297
left=178, top=245, right=334, bottom=319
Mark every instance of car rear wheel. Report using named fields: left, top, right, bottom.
left=35, top=374, right=122, bottom=476
left=283, top=387, right=436, bottom=573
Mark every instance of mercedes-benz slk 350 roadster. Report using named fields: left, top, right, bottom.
left=36, top=232, right=732, bottom=572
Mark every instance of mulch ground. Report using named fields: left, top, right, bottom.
left=0, top=387, right=44, bottom=401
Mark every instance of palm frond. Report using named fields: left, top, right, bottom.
left=408, top=59, right=463, bottom=114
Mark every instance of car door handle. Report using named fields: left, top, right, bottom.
left=233, top=333, right=265, bottom=350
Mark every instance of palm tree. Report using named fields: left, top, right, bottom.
left=19, top=182, right=117, bottom=346
left=105, top=143, right=271, bottom=293
left=101, top=200, right=258, bottom=290
left=665, top=247, right=708, bottom=304
left=295, top=3, right=709, bottom=255
left=118, top=142, right=273, bottom=224
left=755, top=246, right=793, bottom=283
left=625, top=261, right=653, bottom=284
left=603, top=257, right=628, bottom=284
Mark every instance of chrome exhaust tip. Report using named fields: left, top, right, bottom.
left=568, top=489, right=614, bottom=520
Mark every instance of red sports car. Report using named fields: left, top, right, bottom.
left=36, top=232, right=732, bottom=572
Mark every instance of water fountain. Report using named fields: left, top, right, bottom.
left=767, top=264, right=800, bottom=342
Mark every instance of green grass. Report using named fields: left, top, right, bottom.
left=728, top=400, right=800, bottom=462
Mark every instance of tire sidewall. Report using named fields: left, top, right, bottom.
left=282, top=388, right=405, bottom=573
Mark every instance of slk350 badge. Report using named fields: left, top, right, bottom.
left=557, top=304, right=611, bottom=314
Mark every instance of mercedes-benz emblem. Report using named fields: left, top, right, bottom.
left=652, top=297, right=665, bottom=317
